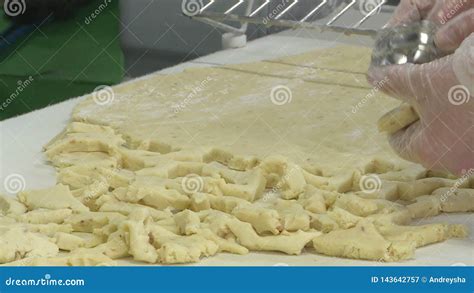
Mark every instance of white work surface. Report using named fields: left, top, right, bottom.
left=1, top=29, right=473, bottom=266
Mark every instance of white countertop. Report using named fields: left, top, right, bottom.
left=1, top=30, right=473, bottom=266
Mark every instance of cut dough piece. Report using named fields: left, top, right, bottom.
left=45, top=131, right=125, bottom=159
left=272, top=199, right=311, bottom=232
left=356, top=157, right=401, bottom=175
left=208, top=194, right=249, bottom=214
left=85, top=230, right=130, bottom=259
left=202, top=148, right=260, bottom=171
left=377, top=223, right=467, bottom=247
left=0, top=228, right=59, bottom=264
left=407, top=188, right=474, bottom=218
left=433, top=188, right=474, bottom=213
left=72, top=232, right=105, bottom=248
left=232, top=204, right=282, bottom=235
left=148, top=224, right=219, bottom=264
left=23, top=223, right=73, bottom=237
left=378, top=104, right=419, bottom=134
left=202, top=162, right=252, bottom=184
left=136, top=160, right=205, bottom=179
left=407, top=195, right=441, bottom=219
left=327, top=171, right=356, bottom=193
left=218, top=169, right=267, bottom=202
left=368, top=208, right=412, bottom=226
left=327, top=207, right=362, bottom=229
left=227, top=219, right=320, bottom=255
left=378, top=164, right=427, bottom=182
left=126, top=184, right=190, bottom=210
left=43, top=121, right=115, bottom=149
left=197, top=229, right=249, bottom=255
left=118, top=148, right=165, bottom=171
left=302, top=170, right=330, bottom=190
left=57, top=166, right=97, bottom=189
left=99, top=201, right=172, bottom=221
left=312, top=220, right=415, bottom=262
left=51, top=152, right=119, bottom=169
left=260, top=156, right=306, bottom=200
left=18, top=184, right=89, bottom=212
left=309, top=213, right=339, bottom=233
left=98, top=167, right=134, bottom=189
left=66, top=121, right=116, bottom=135
left=202, top=164, right=267, bottom=201
left=198, top=209, right=236, bottom=238
left=0, top=194, right=27, bottom=215
left=397, top=178, right=467, bottom=200
left=174, top=210, right=201, bottom=235
left=76, top=180, right=111, bottom=207
left=355, top=179, right=399, bottom=201
left=333, top=194, right=378, bottom=217
left=15, top=209, right=72, bottom=224
left=299, top=185, right=327, bottom=214
left=122, top=220, right=158, bottom=264
left=58, top=165, right=131, bottom=191
left=189, top=193, right=211, bottom=211
left=54, top=232, right=87, bottom=251
left=64, top=211, right=126, bottom=233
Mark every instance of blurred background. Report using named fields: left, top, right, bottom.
left=0, top=0, right=398, bottom=120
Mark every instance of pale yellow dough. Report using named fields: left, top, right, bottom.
left=1, top=46, right=472, bottom=266
left=377, top=103, right=419, bottom=134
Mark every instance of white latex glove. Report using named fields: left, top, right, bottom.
left=387, top=0, right=474, bottom=52
left=368, top=1, right=474, bottom=176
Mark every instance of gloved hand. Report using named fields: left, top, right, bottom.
left=368, top=0, right=474, bottom=176
left=387, top=0, right=474, bottom=52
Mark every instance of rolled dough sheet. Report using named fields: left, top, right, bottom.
left=222, top=61, right=371, bottom=89
left=73, top=46, right=402, bottom=174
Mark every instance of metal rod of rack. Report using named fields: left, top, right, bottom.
left=184, top=0, right=388, bottom=32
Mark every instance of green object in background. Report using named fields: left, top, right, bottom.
left=0, top=0, right=124, bottom=121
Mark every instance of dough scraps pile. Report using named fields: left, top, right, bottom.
left=1, top=46, right=473, bottom=266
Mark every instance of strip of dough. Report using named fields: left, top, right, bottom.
left=378, top=104, right=419, bottom=134
left=312, top=220, right=415, bottom=262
